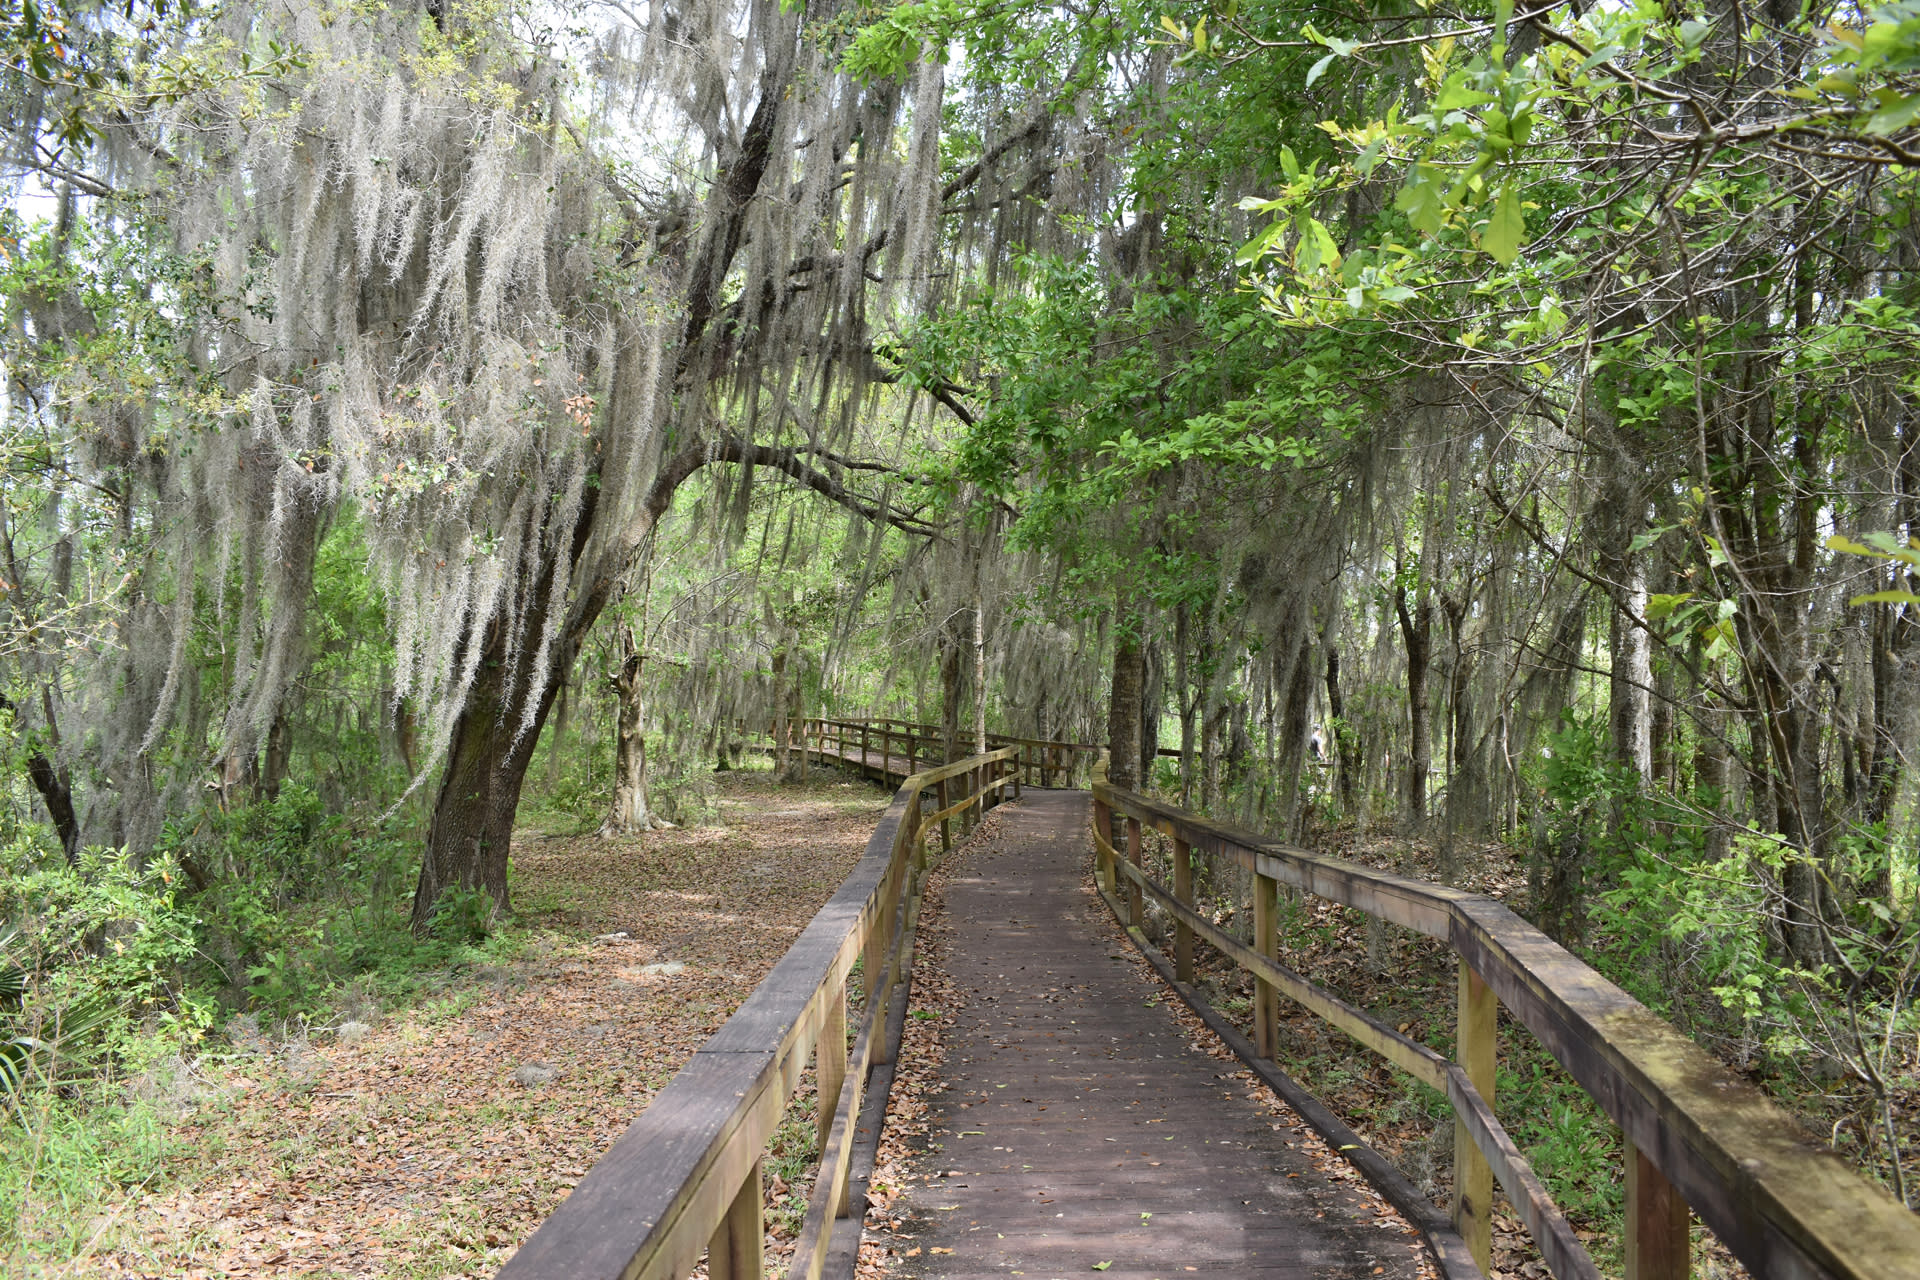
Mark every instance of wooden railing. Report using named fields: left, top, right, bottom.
left=1091, top=775, right=1920, bottom=1280
left=788, top=715, right=1105, bottom=789
left=497, top=746, right=1022, bottom=1280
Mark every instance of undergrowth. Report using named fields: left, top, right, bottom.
left=0, top=780, right=538, bottom=1269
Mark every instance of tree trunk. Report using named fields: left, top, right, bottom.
left=973, top=594, right=987, bottom=754
left=602, top=633, right=673, bottom=836
left=1140, top=638, right=1162, bottom=789
left=772, top=646, right=791, bottom=777
left=1395, top=583, right=1432, bottom=831
left=1325, top=648, right=1358, bottom=812
left=5, top=691, right=81, bottom=865
left=1106, top=623, right=1144, bottom=792
left=1274, top=639, right=1315, bottom=839
left=411, top=635, right=566, bottom=932
left=1608, top=558, right=1653, bottom=784
left=784, top=657, right=806, bottom=781
left=261, top=710, right=292, bottom=803
left=940, top=619, right=964, bottom=764
left=1202, top=694, right=1224, bottom=807
left=1175, top=602, right=1196, bottom=804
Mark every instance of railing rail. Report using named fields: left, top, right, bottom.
left=1090, top=775, right=1920, bottom=1280
left=787, top=715, right=1107, bottom=789
left=497, top=746, right=1022, bottom=1280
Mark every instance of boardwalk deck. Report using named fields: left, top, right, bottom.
left=886, top=789, right=1429, bottom=1280
left=498, top=727, right=1920, bottom=1280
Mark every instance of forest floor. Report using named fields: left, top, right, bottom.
left=11, top=763, right=886, bottom=1280
left=18, top=776, right=1897, bottom=1280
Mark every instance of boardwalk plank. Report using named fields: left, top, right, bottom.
left=887, top=790, right=1430, bottom=1280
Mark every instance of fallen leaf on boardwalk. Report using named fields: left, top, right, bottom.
left=1092, top=1262, right=1113, bottom=1271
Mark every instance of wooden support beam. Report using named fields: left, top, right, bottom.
left=1626, top=1138, right=1691, bottom=1280
left=817, top=985, right=847, bottom=1151
left=1172, top=836, right=1194, bottom=983
left=937, top=778, right=951, bottom=851
left=1253, top=872, right=1278, bottom=1058
left=1454, top=961, right=1496, bottom=1273
left=1093, top=797, right=1115, bottom=893
left=1126, top=816, right=1144, bottom=927
left=705, top=1158, right=763, bottom=1280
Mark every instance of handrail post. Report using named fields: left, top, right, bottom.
left=862, top=721, right=871, bottom=769
left=938, top=777, right=951, bottom=851
left=1253, top=871, right=1277, bottom=1056
left=1626, top=1138, right=1691, bottom=1280
left=1454, top=960, right=1496, bottom=1273
left=1126, top=816, right=1144, bottom=927
left=1093, top=793, right=1115, bottom=894
left=818, top=982, right=847, bottom=1150
left=913, top=796, right=930, bottom=873
left=706, top=1158, right=764, bottom=1280
left=1172, top=836, right=1194, bottom=983
left=872, top=852, right=904, bottom=1069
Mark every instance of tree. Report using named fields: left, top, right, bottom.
left=4, top=0, right=1033, bottom=926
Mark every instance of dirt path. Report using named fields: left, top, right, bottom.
left=877, top=791, right=1434, bottom=1280
left=69, top=767, right=886, bottom=1280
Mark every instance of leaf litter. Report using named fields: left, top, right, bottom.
left=62, top=767, right=886, bottom=1280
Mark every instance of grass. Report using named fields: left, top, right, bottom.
left=1, top=760, right=891, bottom=1277
left=2, top=1086, right=175, bottom=1267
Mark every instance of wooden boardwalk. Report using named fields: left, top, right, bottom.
left=888, top=789, right=1427, bottom=1279
left=501, top=724, right=1920, bottom=1280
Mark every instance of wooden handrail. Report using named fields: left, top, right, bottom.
left=796, top=716, right=1104, bottom=789
left=1090, top=777, right=1920, bottom=1280
left=498, top=744, right=1023, bottom=1280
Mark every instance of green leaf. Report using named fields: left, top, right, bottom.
left=1867, top=91, right=1920, bottom=135
left=1493, top=0, right=1513, bottom=50
left=1234, top=221, right=1286, bottom=265
left=1396, top=167, right=1446, bottom=235
left=1305, top=52, right=1337, bottom=88
left=1093, top=1264, right=1113, bottom=1272
left=1297, top=217, right=1341, bottom=273
left=1645, top=592, right=1695, bottom=621
left=1279, top=145, right=1300, bottom=181
left=1849, top=589, right=1920, bottom=605
left=1482, top=185, right=1525, bottom=264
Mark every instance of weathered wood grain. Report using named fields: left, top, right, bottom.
left=1100, top=884, right=1485, bottom=1280
left=901, top=790, right=1434, bottom=1280
left=1114, top=856, right=1449, bottom=1089
left=499, top=742, right=994, bottom=1280
left=1444, top=1066, right=1599, bottom=1280
left=1092, top=778, right=1920, bottom=1280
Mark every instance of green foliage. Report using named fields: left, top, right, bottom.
left=1497, top=1042, right=1623, bottom=1254
left=0, top=1088, right=172, bottom=1259
left=1828, top=530, right=1920, bottom=605
left=425, top=885, right=496, bottom=945
left=0, top=830, right=209, bottom=1091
